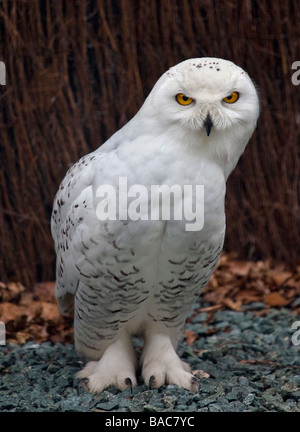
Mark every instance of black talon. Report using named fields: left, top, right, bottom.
left=77, top=378, right=89, bottom=395
left=191, top=376, right=200, bottom=393
left=125, top=377, right=133, bottom=394
left=149, top=375, right=156, bottom=390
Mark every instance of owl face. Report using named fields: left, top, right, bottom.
left=147, top=58, right=259, bottom=138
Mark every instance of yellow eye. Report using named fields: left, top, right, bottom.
left=223, top=91, right=239, bottom=104
left=176, top=93, right=194, bottom=106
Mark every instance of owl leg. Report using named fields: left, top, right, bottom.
left=140, top=326, right=199, bottom=393
left=76, top=332, right=138, bottom=393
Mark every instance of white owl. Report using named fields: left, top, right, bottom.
left=51, top=58, right=259, bottom=393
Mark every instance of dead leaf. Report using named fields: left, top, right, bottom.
left=272, top=271, right=293, bottom=286
left=185, top=330, right=198, bottom=346
left=0, top=302, right=23, bottom=322
left=40, top=302, right=62, bottom=325
left=264, top=292, right=288, bottom=307
left=198, top=304, right=223, bottom=313
left=208, top=274, right=219, bottom=289
left=16, top=331, right=32, bottom=344
left=229, top=260, right=252, bottom=276
left=32, top=282, right=55, bottom=301
left=192, top=369, right=210, bottom=379
left=222, top=298, right=242, bottom=311
left=0, top=281, right=25, bottom=302
left=235, top=288, right=261, bottom=304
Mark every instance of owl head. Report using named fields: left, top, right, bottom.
left=139, top=57, right=260, bottom=177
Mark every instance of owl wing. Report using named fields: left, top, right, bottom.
left=51, top=135, right=150, bottom=321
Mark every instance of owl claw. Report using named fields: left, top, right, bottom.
left=77, top=377, right=89, bottom=394
left=125, top=377, right=133, bottom=394
left=191, top=376, right=200, bottom=393
left=148, top=375, right=156, bottom=389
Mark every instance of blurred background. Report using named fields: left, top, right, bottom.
left=0, top=0, right=299, bottom=287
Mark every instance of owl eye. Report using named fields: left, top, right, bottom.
left=176, top=93, right=194, bottom=106
left=223, top=91, right=239, bottom=104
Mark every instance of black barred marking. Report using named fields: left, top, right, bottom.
left=161, top=283, right=186, bottom=290
left=114, top=255, right=130, bottom=264
left=168, top=257, right=187, bottom=265
left=178, top=275, right=193, bottom=282
left=113, top=240, right=125, bottom=251
left=134, top=277, right=146, bottom=284
left=80, top=271, right=91, bottom=278
left=90, top=238, right=99, bottom=245
left=81, top=241, right=89, bottom=250
left=188, top=257, right=201, bottom=264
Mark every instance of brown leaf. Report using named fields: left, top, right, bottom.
left=40, top=302, right=63, bottom=325
left=264, top=292, right=288, bottom=307
left=208, top=274, right=219, bottom=289
left=229, top=260, right=252, bottom=277
left=0, top=302, right=22, bottom=322
left=235, top=288, right=261, bottom=304
left=185, top=330, right=198, bottom=346
left=198, top=304, right=223, bottom=313
left=192, top=369, right=210, bottom=379
left=272, top=271, right=293, bottom=286
left=16, top=331, right=32, bottom=344
left=222, top=298, right=242, bottom=311
left=0, top=282, right=25, bottom=302
left=32, top=282, right=55, bottom=302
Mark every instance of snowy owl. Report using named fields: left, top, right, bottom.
left=51, top=58, right=259, bottom=393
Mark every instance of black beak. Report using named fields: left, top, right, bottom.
left=204, top=114, right=213, bottom=136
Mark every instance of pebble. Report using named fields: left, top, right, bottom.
left=0, top=304, right=299, bottom=412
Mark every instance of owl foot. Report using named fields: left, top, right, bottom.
left=148, top=374, right=199, bottom=393
left=77, top=378, right=89, bottom=394
left=76, top=337, right=137, bottom=393
left=141, top=332, right=199, bottom=393
left=148, top=375, right=156, bottom=390
left=143, top=362, right=198, bottom=393
left=125, top=377, right=134, bottom=394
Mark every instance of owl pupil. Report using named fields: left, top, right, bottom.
left=183, top=96, right=188, bottom=101
left=227, top=95, right=232, bottom=100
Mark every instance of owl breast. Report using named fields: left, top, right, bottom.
left=85, top=204, right=225, bottom=338
left=71, top=150, right=227, bottom=339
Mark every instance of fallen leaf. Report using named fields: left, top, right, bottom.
left=40, top=302, right=62, bottom=325
left=272, top=271, right=293, bottom=286
left=264, top=292, right=288, bottom=307
left=0, top=281, right=25, bottom=302
left=229, top=260, right=252, bottom=276
left=0, top=302, right=22, bottom=322
left=185, top=330, right=198, bottom=346
left=16, top=331, right=32, bottom=344
left=222, top=298, right=242, bottom=311
left=198, top=305, right=223, bottom=313
left=192, top=369, right=210, bottom=379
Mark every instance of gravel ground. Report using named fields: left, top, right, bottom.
left=0, top=303, right=299, bottom=412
